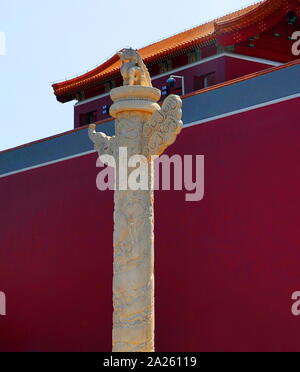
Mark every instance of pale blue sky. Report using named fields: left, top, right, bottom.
left=0, top=0, right=256, bottom=151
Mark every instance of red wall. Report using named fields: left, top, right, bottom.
left=225, top=57, right=272, bottom=81
left=1, top=98, right=300, bottom=351
left=74, top=94, right=112, bottom=128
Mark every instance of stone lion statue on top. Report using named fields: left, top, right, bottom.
left=118, top=48, right=152, bottom=87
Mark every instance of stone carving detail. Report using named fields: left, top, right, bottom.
left=143, top=94, right=183, bottom=160
left=113, top=188, right=154, bottom=352
left=88, top=124, right=115, bottom=156
left=118, top=48, right=152, bottom=87
left=89, top=50, right=182, bottom=352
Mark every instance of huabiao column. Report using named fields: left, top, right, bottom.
left=89, top=48, right=183, bottom=352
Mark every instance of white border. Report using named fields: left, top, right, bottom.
left=74, top=53, right=281, bottom=107
left=1, top=93, right=299, bottom=179
left=0, top=32, right=6, bottom=56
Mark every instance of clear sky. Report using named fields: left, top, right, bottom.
left=0, top=0, right=256, bottom=151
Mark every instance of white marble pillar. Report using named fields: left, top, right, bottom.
left=89, top=49, right=183, bottom=352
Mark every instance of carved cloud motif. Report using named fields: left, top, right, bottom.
left=142, top=94, right=183, bottom=159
